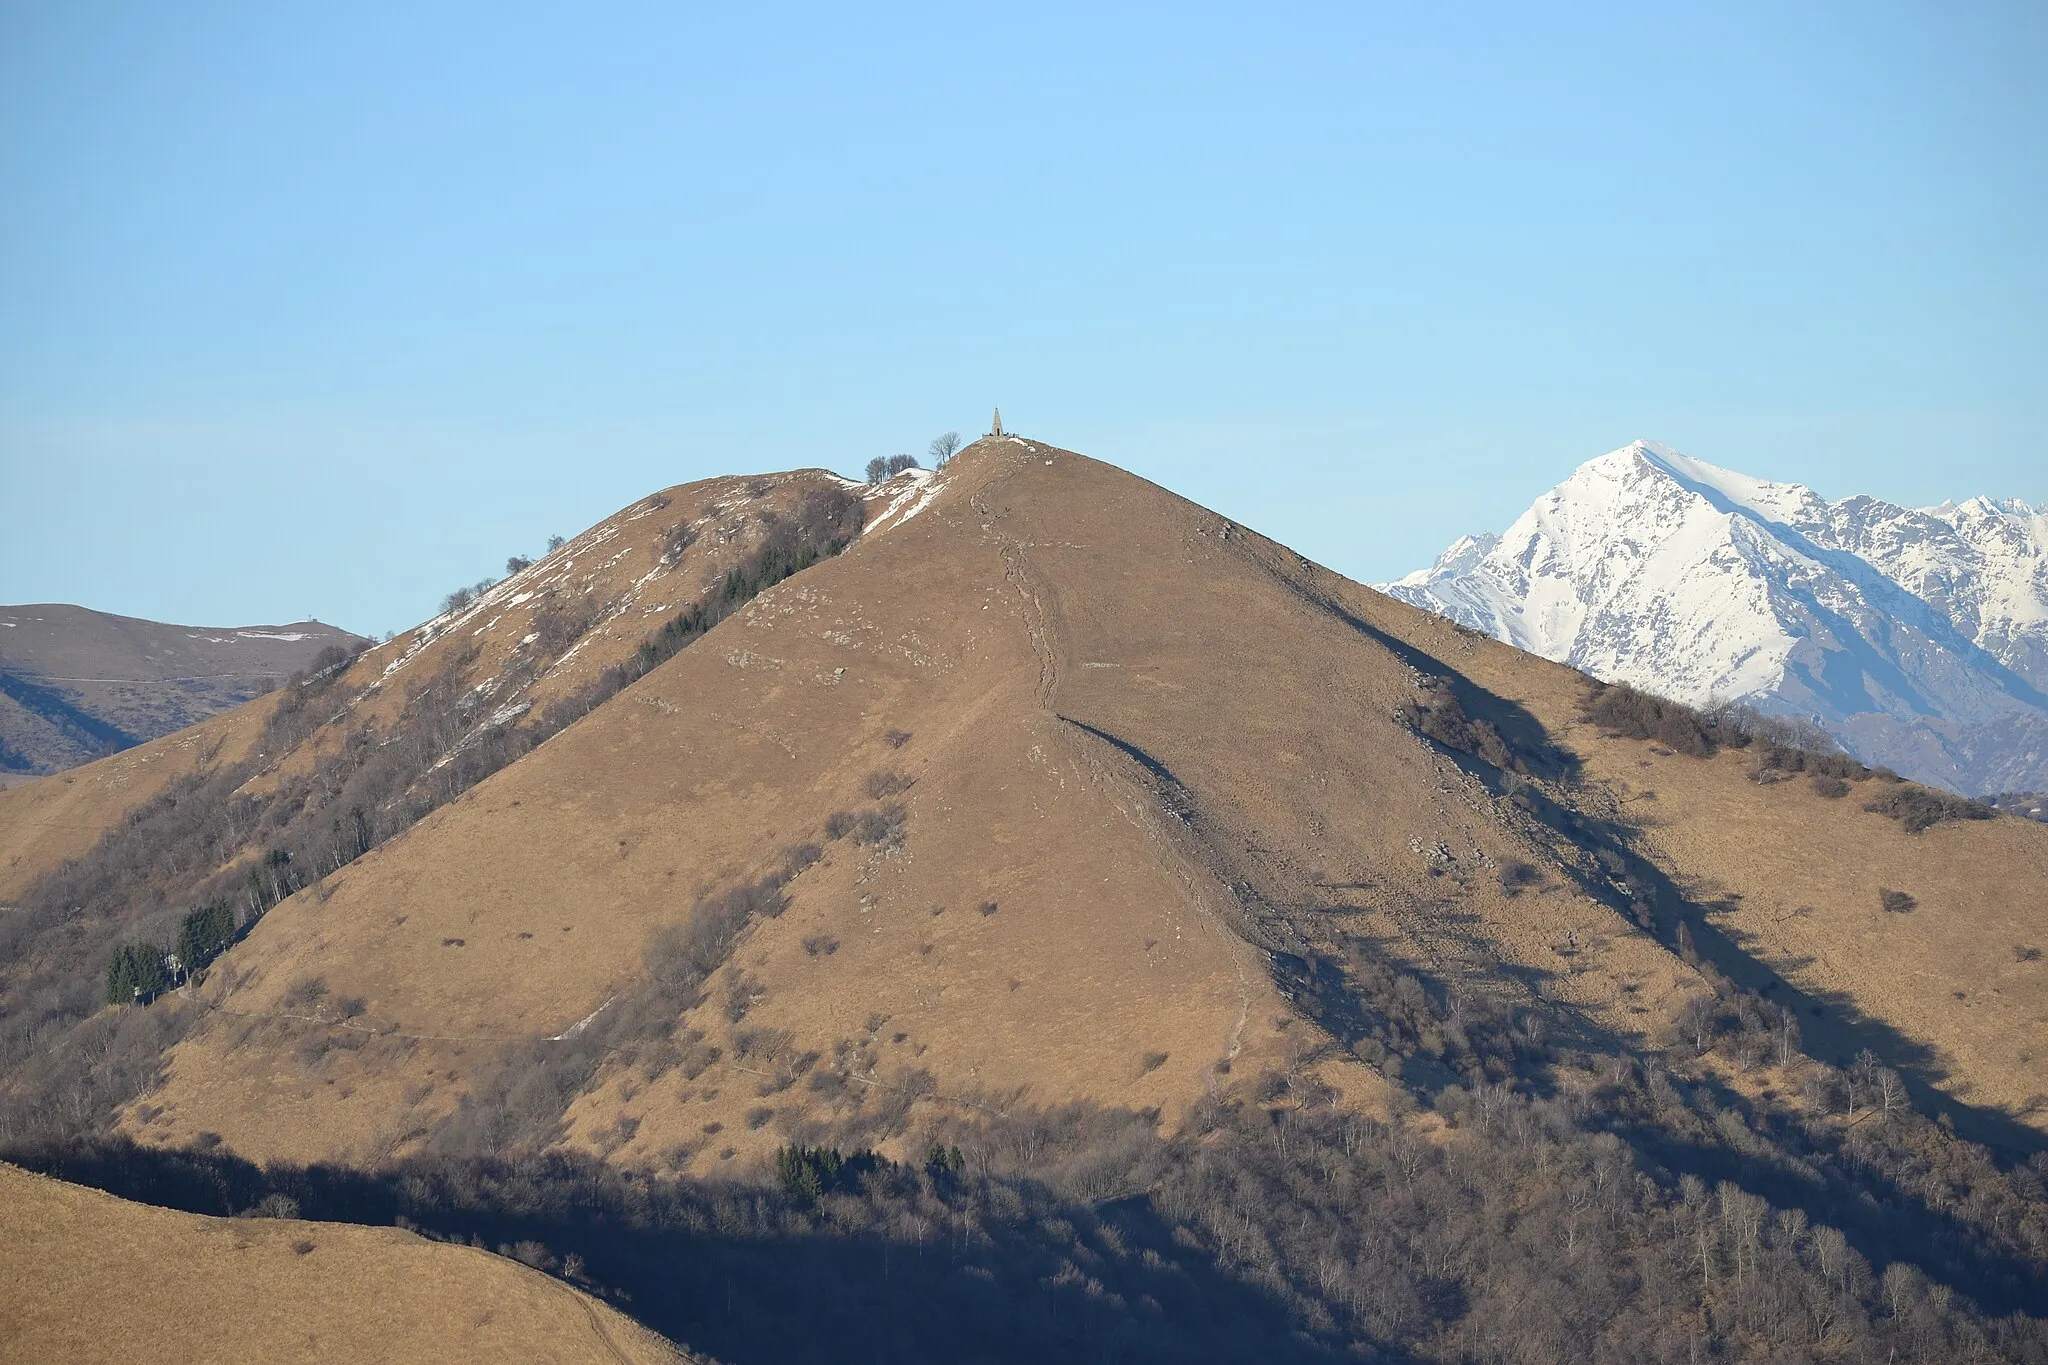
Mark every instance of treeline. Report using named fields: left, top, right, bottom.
left=10, top=1065, right=2046, bottom=1364
left=0, top=487, right=864, bottom=1145
left=539, top=488, right=865, bottom=730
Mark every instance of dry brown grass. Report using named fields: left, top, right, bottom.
left=0, top=703, right=269, bottom=901
left=0, top=1162, right=683, bottom=1365
left=1345, top=581, right=2048, bottom=1131
left=110, top=437, right=2048, bottom=1174
left=0, top=471, right=855, bottom=902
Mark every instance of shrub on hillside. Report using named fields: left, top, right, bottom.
left=1581, top=682, right=1716, bottom=756
left=1398, top=677, right=1518, bottom=772
left=1497, top=860, right=1543, bottom=895
left=1865, top=786, right=1996, bottom=834
left=262, top=646, right=360, bottom=753
left=862, top=769, right=913, bottom=798
left=1749, top=738, right=1869, bottom=785
left=660, top=520, right=698, bottom=564
left=646, top=879, right=788, bottom=1004
left=282, top=975, right=328, bottom=1010
left=528, top=594, right=598, bottom=657
left=1582, top=684, right=1895, bottom=798
left=852, top=803, right=908, bottom=849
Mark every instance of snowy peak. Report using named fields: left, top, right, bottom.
left=1626, top=440, right=1829, bottom=529
left=1380, top=441, right=2048, bottom=794
left=1394, top=533, right=1499, bottom=587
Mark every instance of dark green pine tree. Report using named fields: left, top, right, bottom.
left=105, top=942, right=169, bottom=1005
left=177, top=901, right=238, bottom=974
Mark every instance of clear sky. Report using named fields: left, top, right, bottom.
left=3, top=2, right=2042, bottom=636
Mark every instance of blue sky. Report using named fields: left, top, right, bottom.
left=3, top=2, right=2042, bottom=636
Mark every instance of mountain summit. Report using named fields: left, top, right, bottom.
left=4, top=437, right=2046, bottom=1361
left=1382, top=441, right=2048, bottom=794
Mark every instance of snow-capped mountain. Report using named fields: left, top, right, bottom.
left=1379, top=440, right=2048, bottom=795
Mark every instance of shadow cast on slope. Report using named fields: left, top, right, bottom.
left=1093, top=544, right=2045, bottom=1164
left=1613, top=814, right=2042, bottom=1157
left=1602, top=1106, right=2048, bottom=1318
left=0, top=668, right=137, bottom=761
left=1502, top=765, right=2048, bottom=1159
left=12, top=1083, right=2047, bottom=1362
left=1056, top=715, right=1596, bottom=1107
left=3, top=1135, right=1349, bottom=1365
left=1248, top=556, right=1581, bottom=786
left=1291, top=564, right=2048, bottom=1164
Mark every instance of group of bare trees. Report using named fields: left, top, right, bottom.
left=12, top=1061, right=2045, bottom=1364
left=865, top=431, right=960, bottom=484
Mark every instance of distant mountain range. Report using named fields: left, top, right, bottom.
left=1381, top=441, right=2048, bottom=796
left=0, top=604, right=367, bottom=777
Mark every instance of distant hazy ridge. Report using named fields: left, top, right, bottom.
left=0, top=605, right=367, bottom=777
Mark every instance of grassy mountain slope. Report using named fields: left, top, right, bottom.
left=0, top=1162, right=683, bottom=1364
left=124, top=438, right=2045, bottom=1180
left=0, top=472, right=855, bottom=902
left=7, top=437, right=2048, bottom=1363
left=0, top=469, right=866, bottom=1146
left=1352, top=591, right=2048, bottom=1136
left=0, top=704, right=271, bottom=902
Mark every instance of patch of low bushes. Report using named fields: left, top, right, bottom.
left=1398, top=676, right=1520, bottom=772
left=1865, top=786, right=1997, bottom=834
left=1583, top=681, right=1720, bottom=756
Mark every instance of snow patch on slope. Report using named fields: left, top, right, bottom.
left=863, top=468, right=946, bottom=537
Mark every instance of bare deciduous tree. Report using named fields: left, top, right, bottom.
left=1876, top=1066, right=1909, bottom=1118
left=929, top=431, right=961, bottom=466
left=1775, top=1007, right=1801, bottom=1066
left=1678, top=994, right=1719, bottom=1052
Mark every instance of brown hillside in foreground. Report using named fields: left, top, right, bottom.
left=120, top=436, right=2047, bottom=1174
left=0, top=1162, right=683, bottom=1365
